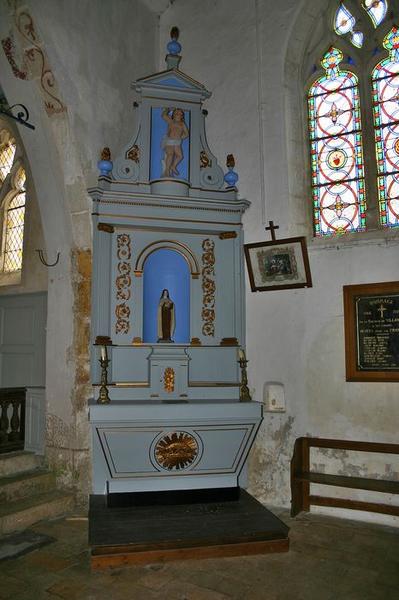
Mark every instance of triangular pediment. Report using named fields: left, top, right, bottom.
left=135, top=68, right=207, bottom=93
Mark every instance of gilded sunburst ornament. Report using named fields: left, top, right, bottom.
left=155, top=432, right=198, bottom=470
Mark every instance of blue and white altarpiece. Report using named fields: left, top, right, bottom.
left=88, top=31, right=263, bottom=496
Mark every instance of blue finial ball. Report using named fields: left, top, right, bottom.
left=97, top=159, right=113, bottom=177
left=167, top=39, right=181, bottom=55
left=224, top=169, right=239, bottom=187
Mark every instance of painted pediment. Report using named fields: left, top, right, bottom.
left=135, top=69, right=210, bottom=96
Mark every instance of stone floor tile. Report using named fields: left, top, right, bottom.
left=179, top=569, right=252, bottom=599
left=0, top=558, right=60, bottom=587
left=162, top=579, right=232, bottom=600
left=46, top=579, right=89, bottom=600
left=0, top=573, right=31, bottom=599
left=0, top=511, right=398, bottom=600
left=20, top=550, right=75, bottom=572
left=136, top=568, right=175, bottom=590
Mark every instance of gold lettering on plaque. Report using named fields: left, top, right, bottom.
left=356, top=294, right=399, bottom=370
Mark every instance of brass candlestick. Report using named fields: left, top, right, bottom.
left=238, top=357, right=251, bottom=402
left=98, top=352, right=110, bottom=404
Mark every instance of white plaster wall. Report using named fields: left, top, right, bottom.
left=160, top=0, right=399, bottom=511
left=28, top=0, right=158, bottom=187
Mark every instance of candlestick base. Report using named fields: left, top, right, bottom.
left=98, top=385, right=110, bottom=404
left=238, top=358, right=252, bottom=402
left=97, top=357, right=111, bottom=404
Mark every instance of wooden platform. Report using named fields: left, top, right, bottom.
left=89, top=489, right=289, bottom=569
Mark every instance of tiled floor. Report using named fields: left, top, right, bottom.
left=0, top=509, right=398, bottom=599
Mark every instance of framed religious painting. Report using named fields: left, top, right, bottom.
left=244, top=236, right=312, bottom=292
left=343, top=281, right=399, bottom=382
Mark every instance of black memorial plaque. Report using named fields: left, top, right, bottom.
left=356, top=294, right=399, bottom=371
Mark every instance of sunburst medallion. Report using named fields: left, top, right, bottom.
left=154, top=432, right=198, bottom=470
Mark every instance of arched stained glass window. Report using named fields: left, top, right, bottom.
left=308, top=47, right=367, bottom=236
left=3, top=167, right=26, bottom=272
left=372, top=26, right=399, bottom=228
left=0, top=127, right=27, bottom=275
left=363, top=0, right=388, bottom=28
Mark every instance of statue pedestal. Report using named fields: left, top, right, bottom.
left=148, top=346, right=189, bottom=400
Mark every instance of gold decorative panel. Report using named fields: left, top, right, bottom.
left=115, top=234, right=131, bottom=334
left=154, top=432, right=198, bottom=470
left=201, top=239, right=215, bottom=336
left=164, top=367, right=175, bottom=393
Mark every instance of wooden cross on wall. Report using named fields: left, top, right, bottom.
left=265, top=220, right=279, bottom=241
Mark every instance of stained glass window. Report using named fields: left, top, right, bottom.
left=372, top=26, right=399, bottom=228
left=0, top=139, right=16, bottom=182
left=3, top=168, right=26, bottom=272
left=308, top=47, right=367, bottom=236
left=0, top=129, right=26, bottom=274
left=335, top=4, right=356, bottom=35
left=351, top=32, right=364, bottom=49
left=334, top=4, right=364, bottom=48
left=363, top=0, right=388, bottom=28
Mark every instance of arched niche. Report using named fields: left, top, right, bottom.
left=135, top=240, right=199, bottom=277
left=142, top=248, right=190, bottom=344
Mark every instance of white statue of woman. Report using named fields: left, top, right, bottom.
left=157, top=289, right=176, bottom=342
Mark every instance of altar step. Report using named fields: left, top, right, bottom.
left=0, top=450, right=41, bottom=477
left=89, top=489, right=289, bottom=569
left=0, top=452, right=74, bottom=535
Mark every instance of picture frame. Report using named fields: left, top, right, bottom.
left=244, top=236, right=312, bottom=292
left=343, top=281, right=399, bottom=382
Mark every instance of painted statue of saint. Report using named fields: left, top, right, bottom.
left=157, top=289, right=176, bottom=342
left=161, top=108, right=189, bottom=178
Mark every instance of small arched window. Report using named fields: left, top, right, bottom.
left=0, top=128, right=27, bottom=276
left=3, top=167, right=26, bottom=272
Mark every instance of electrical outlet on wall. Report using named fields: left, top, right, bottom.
left=263, top=382, right=285, bottom=412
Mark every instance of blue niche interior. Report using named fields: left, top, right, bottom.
left=150, top=108, right=190, bottom=181
left=143, top=249, right=190, bottom=344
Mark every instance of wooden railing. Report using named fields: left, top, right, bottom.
left=291, top=437, right=399, bottom=518
left=0, top=388, right=26, bottom=454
